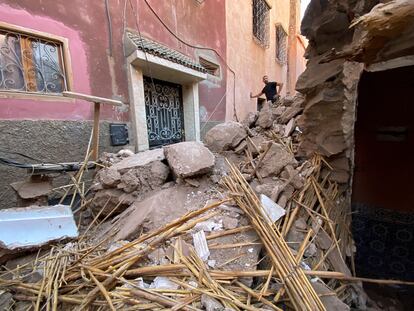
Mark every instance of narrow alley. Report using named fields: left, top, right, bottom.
left=0, top=0, right=413, bottom=310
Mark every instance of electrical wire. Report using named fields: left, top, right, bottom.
left=142, top=0, right=239, bottom=121
left=0, top=156, right=94, bottom=173
left=0, top=149, right=45, bottom=164
left=0, top=149, right=94, bottom=173
left=127, top=0, right=157, bottom=91
left=126, top=0, right=233, bottom=131
left=0, top=157, right=37, bottom=169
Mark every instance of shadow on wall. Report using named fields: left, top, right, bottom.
left=352, top=65, right=414, bottom=281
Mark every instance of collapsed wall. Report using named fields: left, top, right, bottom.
left=296, top=0, right=369, bottom=184
left=297, top=0, right=414, bottom=187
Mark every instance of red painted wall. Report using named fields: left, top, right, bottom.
left=0, top=0, right=227, bottom=122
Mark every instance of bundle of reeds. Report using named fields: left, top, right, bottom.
left=222, top=160, right=326, bottom=311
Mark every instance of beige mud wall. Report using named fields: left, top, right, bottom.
left=225, top=0, right=291, bottom=121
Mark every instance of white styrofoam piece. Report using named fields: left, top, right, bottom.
left=260, top=194, right=286, bottom=223
left=150, top=276, right=179, bottom=290
left=192, top=230, right=210, bottom=261
left=0, top=205, right=78, bottom=250
left=207, top=259, right=216, bottom=268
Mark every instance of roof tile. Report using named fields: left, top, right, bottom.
left=127, top=32, right=207, bottom=73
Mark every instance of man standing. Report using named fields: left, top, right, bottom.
left=250, top=75, right=283, bottom=110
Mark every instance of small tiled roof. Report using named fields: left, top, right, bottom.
left=127, top=32, right=207, bottom=73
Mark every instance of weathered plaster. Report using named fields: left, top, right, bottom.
left=0, top=120, right=131, bottom=210
left=225, top=0, right=304, bottom=121
left=126, top=50, right=205, bottom=152
left=0, top=3, right=96, bottom=120
left=0, top=0, right=227, bottom=124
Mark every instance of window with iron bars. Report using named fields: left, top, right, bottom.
left=252, top=0, right=270, bottom=48
left=276, top=25, right=287, bottom=64
left=0, top=28, right=68, bottom=94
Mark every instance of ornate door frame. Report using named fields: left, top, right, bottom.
left=126, top=49, right=206, bottom=152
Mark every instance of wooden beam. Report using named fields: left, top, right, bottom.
left=62, top=91, right=122, bottom=161
left=62, top=91, right=123, bottom=106
left=92, top=102, right=101, bottom=161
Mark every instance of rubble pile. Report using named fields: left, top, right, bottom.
left=0, top=96, right=384, bottom=310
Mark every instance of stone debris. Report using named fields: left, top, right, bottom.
left=90, top=148, right=170, bottom=215
left=221, top=215, right=238, bottom=229
left=110, top=148, right=165, bottom=172
left=164, top=141, right=215, bottom=178
left=241, top=111, right=258, bottom=128
left=99, top=167, right=121, bottom=188
left=284, top=117, right=296, bottom=137
left=0, top=97, right=375, bottom=310
left=201, top=294, right=225, bottom=311
left=1, top=0, right=410, bottom=307
left=312, top=282, right=351, bottom=311
left=256, top=107, right=274, bottom=128
left=204, top=121, right=247, bottom=152
left=89, top=188, right=135, bottom=216
left=194, top=220, right=223, bottom=232
left=117, top=148, right=134, bottom=157
left=10, top=176, right=52, bottom=207
left=277, top=94, right=304, bottom=124
left=257, top=142, right=297, bottom=177
left=10, top=177, right=52, bottom=200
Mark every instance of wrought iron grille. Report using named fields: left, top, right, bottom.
left=143, top=77, right=185, bottom=148
left=0, top=29, right=67, bottom=94
left=276, top=25, right=288, bottom=63
left=253, top=0, right=270, bottom=48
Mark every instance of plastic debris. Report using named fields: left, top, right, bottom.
left=192, top=230, right=210, bottom=261
left=260, top=194, right=286, bottom=223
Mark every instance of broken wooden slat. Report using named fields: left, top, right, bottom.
left=62, top=91, right=122, bottom=106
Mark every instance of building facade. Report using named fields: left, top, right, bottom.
left=225, top=0, right=306, bottom=121
left=0, top=0, right=304, bottom=208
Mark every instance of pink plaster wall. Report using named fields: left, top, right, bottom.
left=0, top=0, right=227, bottom=123
left=0, top=3, right=123, bottom=121
left=225, top=0, right=293, bottom=121
left=135, top=0, right=227, bottom=122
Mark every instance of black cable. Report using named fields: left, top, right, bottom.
left=0, top=156, right=94, bottom=173
left=0, top=149, right=45, bottom=163
left=142, top=0, right=239, bottom=121
left=128, top=0, right=157, bottom=91
left=0, top=157, right=35, bottom=169
left=0, top=156, right=63, bottom=170
left=0, top=149, right=68, bottom=167
left=0, top=149, right=93, bottom=173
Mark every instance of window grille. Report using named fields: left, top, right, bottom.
left=276, top=25, right=287, bottom=63
left=0, top=29, right=67, bottom=94
left=253, top=0, right=270, bottom=48
left=199, top=57, right=220, bottom=77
